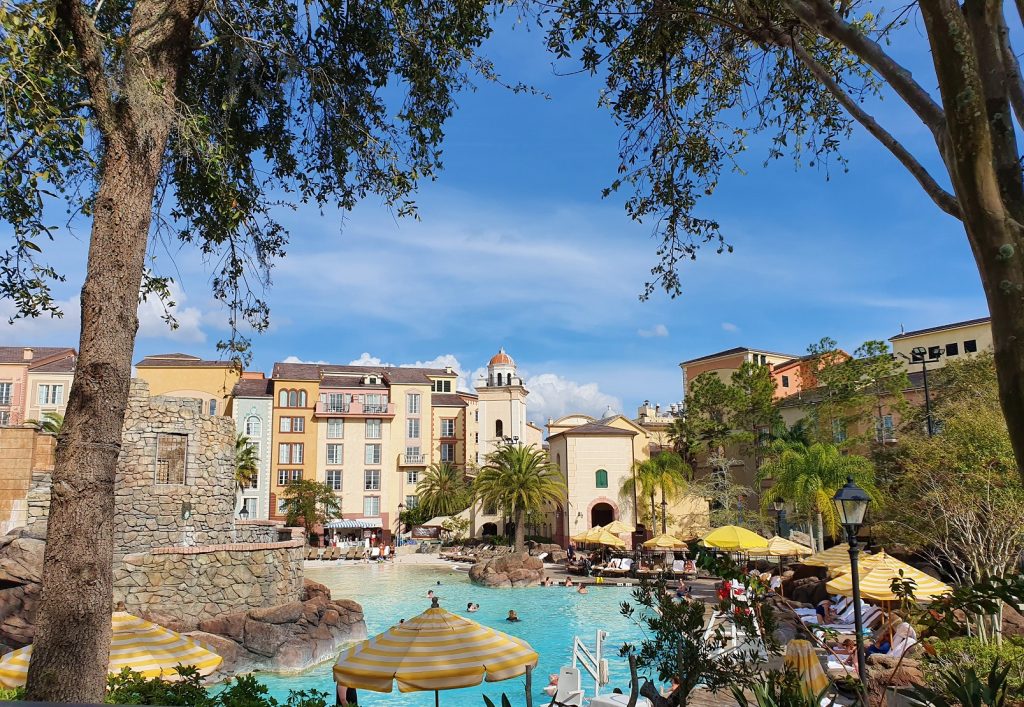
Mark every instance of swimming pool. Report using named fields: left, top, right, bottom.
left=251, top=564, right=654, bottom=706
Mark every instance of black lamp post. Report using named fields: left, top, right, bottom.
left=833, top=476, right=871, bottom=685
left=397, top=502, right=405, bottom=545
left=660, top=495, right=668, bottom=534
left=900, top=346, right=941, bottom=437
left=238, top=504, right=250, bottom=521
left=772, top=498, right=787, bottom=538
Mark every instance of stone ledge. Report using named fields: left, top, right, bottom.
left=236, top=519, right=284, bottom=527
left=135, top=539, right=304, bottom=557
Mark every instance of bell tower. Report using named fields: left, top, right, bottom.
left=475, top=348, right=529, bottom=462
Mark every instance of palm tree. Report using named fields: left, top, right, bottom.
left=416, top=462, right=471, bottom=517
left=24, top=412, right=63, bottom=434
left=622, top=452, right=690, bottom=534
left=620, top=459, right=659, bottom=530
left=234, top=434, right=260, bottom=491
left=474, top=443, right=566, bottom=551
left=757, top=442, right=876, bottom=552
left=280, top=479, right=342, bottom=543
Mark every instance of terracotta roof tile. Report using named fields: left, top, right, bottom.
left=431, top=393, right=467, bottom=407
left=0, top=347, right=75, bottom=365
left=548, top=422, right=637, bottom=439
left=136, top=356, right=234, bottom=368
left=232, top=378, right=273, bottom=397
left=889, top=316, right=990, bottom=341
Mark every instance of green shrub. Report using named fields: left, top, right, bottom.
left=0, top=687, right=24, bottom=702
left=924, top=637, right=1024, bottom=696
left=104, top=668, right=328, bottom=707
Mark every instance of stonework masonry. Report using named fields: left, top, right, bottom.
left=115, top=380, right=236, bottom=553
left=0, top=429, right=53, bottom=535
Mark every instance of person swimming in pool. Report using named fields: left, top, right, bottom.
left=506, top=610, right=520, bottom=622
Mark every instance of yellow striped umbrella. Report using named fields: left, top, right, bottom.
left=825, top=550, right=952, bottom=602
left=802, top=544, right=872, bottom=568
left=702, top=525, right=768, bottom=551
left=762, top=536, right=814, bottom=557
left=784, top=639, right=828, bottom=700
left=643, top=533, right=686, bottom=549
left=589, top=529, right=626, bottom=548
left=0, top=612, right=222, bottom=688
left=602, top=520, right=635, bottom=535
left=334, top=598, right=538, bottom=706
left=570, top=528, right=592, bottom=543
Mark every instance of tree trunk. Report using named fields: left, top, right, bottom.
left=921, top=2, right=1024, bottom=486
left=26, top=1, right=202, bottom=699
left=815, top=510, right=825, bottom=553
left=649, top=492, right=656, bottom=531
left=514, top=507, right=526, bottom=551
left=660, top=487, right=667, bottom=534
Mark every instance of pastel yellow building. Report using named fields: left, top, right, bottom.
left=889, top=316, right=992, bottom=369
left=135, top=353, right=242, bottom=417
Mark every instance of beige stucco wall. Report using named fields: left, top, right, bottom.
left=23, top=371, right=74, bottom=422
left=891, top=321, right=992, bottom=370
left=136, top=365, right=241, bottom=417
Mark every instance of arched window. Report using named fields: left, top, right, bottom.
left=278, top=390, right=288, bottom=407
left=208, top=399, right=217, bottom=416
left=495, top=419, right=503, bottom=438
left=298, top=390, right=307, bottom=407
left=245, top=415, right=261, bottom=437
left=595, top=469, right=608, bottom=489
left=288, top=390, right=298, bottom=407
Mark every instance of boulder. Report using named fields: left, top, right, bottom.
left=0, top=584, right=39, bottom=646
left=0, top=538, right=44, bottom=585
left=198, top=611, right=247, bottom=642
left=274, top=638, right=315, bottom=670
left=1003, top=602, right=1024, bottom=638
left=186, top=630, right=245, bottom=667
left=303, top=579, right=331, bottom=602
left=469, top=552, right=544, bottom=588
left=249, top=601, right=305, bottom=625
left=243, top=618, right=290, bottom=657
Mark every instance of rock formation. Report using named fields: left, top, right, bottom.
left=468, top=552, right=545, bottom=588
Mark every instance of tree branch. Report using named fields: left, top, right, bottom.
left=55, top=0, right=115, bottom=135
left=784, top=0, right=951, bottom=157
left=787, top=40, right=962, bottom=220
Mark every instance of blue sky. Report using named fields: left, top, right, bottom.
left=1, top=11, right=990, bottom=425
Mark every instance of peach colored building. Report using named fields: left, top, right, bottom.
left=0, top=347, right=77, bottom=427
left=679, top=347, right=798, bottom=398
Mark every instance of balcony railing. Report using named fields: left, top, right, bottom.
left=315, top=400, right=396, bottom=417
left=400, top=453, right=427, bottom=466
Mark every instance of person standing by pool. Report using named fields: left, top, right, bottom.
left=336, top=684, right=358, bottom=706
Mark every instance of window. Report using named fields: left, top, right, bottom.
left=366, top=419, right=382, bottom=439
left=326, top=443, right=344, bottom=465
left=495, top=420, right=503, bottom=438
left=877, top=414, right=896, bottom=442
left=280, top=389, right=307, bottom=408
left=364, top=444, right=381, bottom=464
left=279, top=416, right=304, bottom=433
left=327, top=418, right=344, bottom=438
left=0, top=382, right=10, bottom=406
left=407, top=393, right=420, bottom=414
left=208, top=399, right=217, bottom=416
left=278, top=443, right=303, bottom=464
left=247, top=448, right=259, bottom=486
left=0, top=411, right=8, bottom=426
left=405, top=495, right=419, bottom=509
left=241, top=497, right=257, bottom=517
left=781, top=375, right=790, bottom=388
left=291, top=469, right=302, bottom=482
left=277, top=498, right=288, bottom=514
left=407, top=418, right=420, bottom=439
left=279, top=390, right=288, bottom=407
left=595, top=469, right=608, bottom=489
left=441, top=419, right=456, bottom=437
left=406, top=470, right=419, bottom=484
left=832, top=419, right=847, bottom=443
left=928, top=345, right=942, bottom=360
left=325, top=393, right=347, bottom=413
left=364, top=394, right=386, bottom=414
left=277, top=469, right=293, bottom=485
left=432, top=380, right=451, bottom=392
left=326, top=470, right=343, bottom=491
left=245, top=415, right=261, bottom=437
left=37, top=384, right=63, bottom=406
left=406, top=446, right=421, bottom=464
left=363, top=496, right=380, bottom=516
left=364, top=469, right=381, bottom=491
left=475, top=409, right=479, bottom=422
left=964, top=339, right=978, bottom=353
left=946, top=342, right=959, bottom=357
left=484, top=502, right=497, bottom=516
left=154, top=433, right=187, bottom=484
left=441, top=443, right=455, bottom=462
left=475, top=432, right=479, bottom=444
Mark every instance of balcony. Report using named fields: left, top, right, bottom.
left=314, top=400, right=396, bottom=418
left=400, top=453, right=428, bottom=466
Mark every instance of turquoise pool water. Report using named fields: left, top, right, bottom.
left=251, top=564, right=655, bottom=706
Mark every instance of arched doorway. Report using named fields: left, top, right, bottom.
left=481, top=522, right=498, bottom=536
left=591, top=502, right=614, bottom=527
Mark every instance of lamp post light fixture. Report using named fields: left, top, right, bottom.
left=238, top=504, right=250, bottom=521
left=899, top=346, right=942, bottom=437
left=833, top=476, right=871, bottom=685
left=396, top=502, right=405, bottom=545
left=772, top=498, right=787, bottom=538
left=502, top=435, right=521, bottom=446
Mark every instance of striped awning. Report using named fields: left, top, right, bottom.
left=0, top=612, right=222, bottom=688
left=333, top=599, right=538, bottom=693
left=326, top=518, right=382, bottom=529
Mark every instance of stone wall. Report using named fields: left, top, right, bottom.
left=115, top=379, right=236, bottom=553
left=234, top=521, right=285, bottom=544
left=114, top=539, right=306, bottom=629
left=0, top=429, right=53, bottom=535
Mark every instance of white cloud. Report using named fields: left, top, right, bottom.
left=721, top=322, right=739, bottom=332
left=283, top=355, right=331, bottom=365
left=637, top=323, right=669, bottom=338
left=349, top=352, right=475, bottom=391
left=522, top=372, right=621, bottom=425
left=136, top=281, right=207, bottom=344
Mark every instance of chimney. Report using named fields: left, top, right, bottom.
left=22, top=347, right=33, bottom=361
left=655, top=404, right=661, bottom=415
left=445, top=366, right=453, bottom=374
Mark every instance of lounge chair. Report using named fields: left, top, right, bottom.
left=602, top=558, right=633, bottom=577
left=596, top=558, right=622, bottom=576
left=344, top=547, right=359, bottom=560
left=369, top=546, right=381, bottom=561
left=326, top=547, right=341, bottom=561
left=815, top=605, right=884, bottom=634
left=634, top=563, right=664, bottom=580
left=306, top=548, right=319, bottom=561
